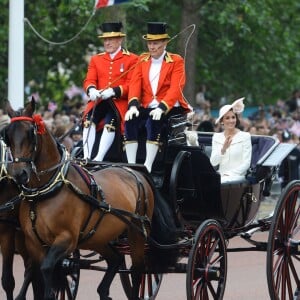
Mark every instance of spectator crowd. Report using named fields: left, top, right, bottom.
left=192, top=88, right=300, bottom=146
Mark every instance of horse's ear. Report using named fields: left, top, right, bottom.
left=24, top=97, right=36, bottom=117
left=5, top=100, right=16, bottom=118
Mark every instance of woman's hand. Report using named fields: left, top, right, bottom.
left=221, top=135, right=232, bottom=155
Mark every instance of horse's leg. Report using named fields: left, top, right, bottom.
left=31, top=262, right=45, bottom=300
left=14, top=230, right=45, bottom=300
left=0, top=232, right=15, bottom=300
left=1, top=255, right=15, bottom=300
left=14, top=230, right=33, bottom=300
left=97, top=245, right=123, bottom=300
left=127, top=230, right=147, bottom=300
left=14, top=262, right=31, bottom=300
left=40, top=243, right=69, bottom=300
left=14, top=259, right=44, bottom=300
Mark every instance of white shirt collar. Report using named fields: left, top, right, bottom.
left=109, top=47, right=122, bottom=59
left=151, top=51, right=166, bottom=64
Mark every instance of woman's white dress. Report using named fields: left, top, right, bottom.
left=210, top=131, right=252, bottom=183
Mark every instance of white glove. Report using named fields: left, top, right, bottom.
left=187, top=104, right=195, bottom=120
left=187, top=110, right=195, bottom=120
left=125, top=106, right=140, bottom=121
left=185, top=130, right=199, bottom=146
left=149, top=107, right=164, bottom=120
left=89, top=88, right=101, bottom=101
left=100, top=88, right=115, bottom=100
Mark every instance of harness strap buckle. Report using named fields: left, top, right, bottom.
left=102, top=204, right=111, bottom=213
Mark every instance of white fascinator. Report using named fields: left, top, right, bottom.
left=215, top=97, right=245, bottom=124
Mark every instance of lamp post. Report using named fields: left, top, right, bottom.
left=8, top=0, right=24, bottom=110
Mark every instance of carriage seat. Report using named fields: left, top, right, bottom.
left=249, top=135, right=277, bottom=167
left=246, top=135, right=278, bottom=184
left=197, top=133, right=278, bottom=184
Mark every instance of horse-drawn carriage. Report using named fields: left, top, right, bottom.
left=0, top=99, right=299, bottom=300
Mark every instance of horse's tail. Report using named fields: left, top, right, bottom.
left=148, top=187, right=180, bottom=269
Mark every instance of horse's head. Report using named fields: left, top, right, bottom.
left=4, top=98, right=45, bottom=185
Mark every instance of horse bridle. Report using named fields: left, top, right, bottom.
left=8, top=116, right=38, bottom=164
left=7, top=116, right=57, bottom=179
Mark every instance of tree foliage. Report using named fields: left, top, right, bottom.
left=1, top=0, right=300, bottom=109
left=197, top=0, right=300, bottom=105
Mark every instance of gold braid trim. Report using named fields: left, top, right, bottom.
left=104, top=124, right=116, bottom=132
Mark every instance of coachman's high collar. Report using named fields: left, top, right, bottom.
left=141, top=52, right=173, bottom=63
left=98, top=48, right=131, bottom=56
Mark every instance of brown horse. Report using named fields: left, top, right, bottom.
left=0, top=138, right=41, bottom=300
left=4, top=98, right=178, bottom=300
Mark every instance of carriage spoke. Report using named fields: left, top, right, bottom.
left=187, top=220, right=227, bottom=300
left=207, top=281, right=217, bottom=298
left=290, top=204, right=300, bottom=233
left=207, top=237, right=219, bottom=261
left=195, top=278, right=202, bottom=298
left=288, top=255, right=300, bottom=288
left=193, top=277, right=202, bottom=299
left=274, top=250, right=284, bottom=292
left=147, top=274, right=153, bottom=296
left=203, top=283, right=209, bottom=300
left=139, top=275, right=146, bottom=297
left=284, top=259, right=293, bottom=300
left=120, top=257, right=163, bottom=300
left=66, top=281, right=73, bottom=299
left=268, top=181, right=300, bottom=300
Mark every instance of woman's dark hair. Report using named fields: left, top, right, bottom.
left=220, top=108, right=240, bottom=127
left=235, top=113, right=241, bottom=127
left=197, top=120, right=214, bottom=132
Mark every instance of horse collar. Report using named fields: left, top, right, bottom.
left=20, top=149, right=70, bottom=199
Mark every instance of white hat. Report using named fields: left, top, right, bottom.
left=215, top=97, right=245, bottom=124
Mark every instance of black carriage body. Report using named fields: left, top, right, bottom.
left=160, top=143, right=261, bottom=231
left=158, top=132, right=280, bottom=233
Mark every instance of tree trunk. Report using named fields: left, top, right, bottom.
left=178, top=0, right=202, bottom=107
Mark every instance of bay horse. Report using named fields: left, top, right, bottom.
left=4, top=98, right=179, bottom=300
left=0, top=138, right=41, bottom=300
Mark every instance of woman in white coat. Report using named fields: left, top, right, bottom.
left=210, top=98, right=252, bottom=183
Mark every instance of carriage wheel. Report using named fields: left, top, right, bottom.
left=267, top=180, right=300, bottom=300
left=54, top=249, right=80, bottom=300
left=119, top=256, right=163, bottom=300
left=186, top=219, right=227, bottom=300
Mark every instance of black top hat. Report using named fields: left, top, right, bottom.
left=70, top=125, right=82, bottom=136
left=282, top=129, right=292, bottom=142
left=143, top=22, right=170, bottom=40
left=98, top=22, right=126, bottom=38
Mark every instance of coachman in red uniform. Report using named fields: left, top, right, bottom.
left=124, top=22, right=190, bottom=172
left=83, top=22, right=138, bottom=161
